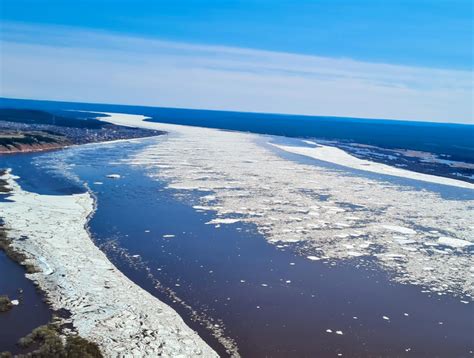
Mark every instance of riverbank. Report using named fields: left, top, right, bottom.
left=0, top=170, right=217, bottom=357
left=270, top=141, right=474, bottom=189
left=0, top=131, right=69, bottom=154
left=0, top=108, right=165, bottom=156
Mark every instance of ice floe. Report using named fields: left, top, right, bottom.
left=438, top=236, right=473, bottom=249
left=382, top=225, right=417, bottom=235
left=106, top=174, right=121, bottom=179
left=100, top=112, right=474, bottom=298
left=206, top=218, right=241, bottom=225
left=0, top=171, right=217, bottom=357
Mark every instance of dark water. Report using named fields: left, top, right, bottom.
left=1, top=140, right=471, bottom=357
left=0, top=252, right=52, bottom=353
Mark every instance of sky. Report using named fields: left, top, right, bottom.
left=0, top=0, right=473, bottom=123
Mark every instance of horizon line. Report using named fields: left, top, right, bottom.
left=1, top=96, right=473, bottom=127
left=1, top=22, right=472, bottom=125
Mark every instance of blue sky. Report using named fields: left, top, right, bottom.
left=1, top=0, right=473, bottom=122
left=2, top=0, right=472, bottom=70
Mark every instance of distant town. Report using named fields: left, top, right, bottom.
left=0, top=109, right=163, bottom=153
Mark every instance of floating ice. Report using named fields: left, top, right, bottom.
left=106, top=174, right=121, bottom=179
left=192, top=205, right=215, bottom=211
left=103, top=112, right=474, bottom=298
left=394, top=236, right=416, bottom=245
left=376, top=253, right=406, bottom=260
left=206, top=218, right=241, bottom=225
left=438, top=237, right=473, bottom=248
left=347, top=251, right=365, bottom=257
left=382, top=225, right=416, bottom=235
left=0, top=171, right=217, bottom=356
left=307, top=256, right=320, bottom=261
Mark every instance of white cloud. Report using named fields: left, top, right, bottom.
left=1, top=22, right=472, bottom=123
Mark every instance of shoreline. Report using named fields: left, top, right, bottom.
left=0, top=170, right=217, bottom=357
left=270, top=141, right=474, bottom=190
left=0, top=132, right=166, bottom=156
left=0, top=144, right=67, bottom=155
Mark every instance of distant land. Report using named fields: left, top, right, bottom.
left=0, top=107, right=163, bottom=153
left=1, top=97, right=473, bottom=164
